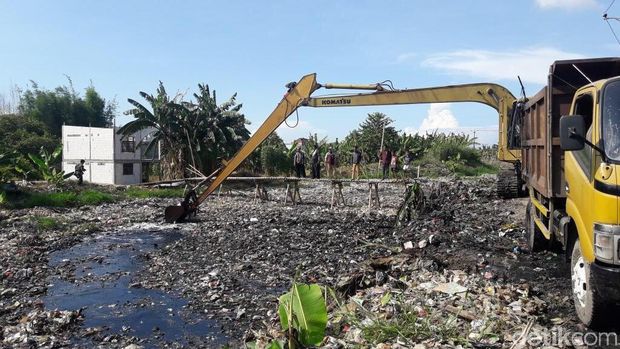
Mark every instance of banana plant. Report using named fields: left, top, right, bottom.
left=26, top=145, right=70, bottom=184
left=278, top=283, right=327, bottom=348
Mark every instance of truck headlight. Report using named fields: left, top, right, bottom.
left=594, top=223, right=620, bottom=264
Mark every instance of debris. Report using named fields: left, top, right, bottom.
left=433, top=282, right=468, bottom=295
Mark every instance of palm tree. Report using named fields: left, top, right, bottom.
left=118, top=82, right=186, bottom=180
left=185, top=84, right=250, bottom=174
left=120, top=82, right=250, bottom=179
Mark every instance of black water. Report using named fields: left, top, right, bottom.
left=44, top=226, right=226, bottom=346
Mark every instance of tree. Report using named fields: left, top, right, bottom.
left=0, top=114, right=58, bottom=180
left=19, top=81, right=116, bottom=137
left=118, top=82, right=186, bottom=180
left=185, top=84, right=250, bottom=174
left=352, top=112, right=399, bottom=162
left=119, top=82, right=250, bottom=179
left=261, top=138, right=289, bottom=175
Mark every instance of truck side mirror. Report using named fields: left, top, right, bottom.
left=560, top=115, right=585, bottom=151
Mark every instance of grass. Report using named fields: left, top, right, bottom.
left=10, top=189, right=116, bottom=209
left=345, top=299, right=467, bottom=346
left=124, top=186, right=184, bottom=199
left=35, top=216, right=60, bottom=230
left=0, top=185, right=184, bottom=209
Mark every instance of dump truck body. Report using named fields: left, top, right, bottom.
left=522, top=57, right=620, bottom=328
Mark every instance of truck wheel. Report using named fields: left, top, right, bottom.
left=497, top=169, right=519, bottom=199
left=571, top=239, right=611, bottom=328
left=526, top=202, right=547, bottom=252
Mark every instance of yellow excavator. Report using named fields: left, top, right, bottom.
left=165, top=73, right=523, bottom=223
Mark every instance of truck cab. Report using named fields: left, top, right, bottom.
left=561, top=78, right=620, bottom=327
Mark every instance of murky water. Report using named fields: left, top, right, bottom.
left=44, top=225, right=226, bottom=346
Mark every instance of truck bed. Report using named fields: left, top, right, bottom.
left=521, top=57, right=620, bottom=199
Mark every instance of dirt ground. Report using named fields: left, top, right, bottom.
left=0, top=176, right=604, bottom=348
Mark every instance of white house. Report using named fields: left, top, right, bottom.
left=62, top=125, right=160, bottom=185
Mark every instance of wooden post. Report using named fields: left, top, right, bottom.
left=293, top=181, right=302, bottom=204
left=284, top=182, right=291, bottom=204
left=331, top=181, right=345, bottom=208
left=368, top=182, right=380, bottom=208
left=254, top=183, right=268, bottom=202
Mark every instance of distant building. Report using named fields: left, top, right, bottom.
left=62, top=125, right=160, bottom=185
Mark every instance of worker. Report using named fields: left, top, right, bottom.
left=74, top=159, right=86, bottom=185
left=293, top=147, right=306, bottom=178
left=351, top=146, right=362, bottom=180
left=402, top=150, right=413, bottom=171
left=390, top=152, right=399, bottom=176
left=325, top=147, right=336, bottom=178
left=311, top=145, right=321, bottom=179
left=379, top=148, right=392, bottom=180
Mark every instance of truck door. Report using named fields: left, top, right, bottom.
left=565, top=90, right=596, bottom=262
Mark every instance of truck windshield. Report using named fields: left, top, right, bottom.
left=603, top=80, right=620, bottom=161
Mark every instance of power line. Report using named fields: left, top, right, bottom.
left=604, top=0, right=620, bottom=47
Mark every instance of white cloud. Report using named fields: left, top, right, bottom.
left=275, top=120, right=327, bottom=145
left=405, top=104, right=499, bottom=145
left=535, top=0, right=598, bottom=9
left=418, top=103, right=459, bottom=133
left=421, top=47, right=584, bottom=84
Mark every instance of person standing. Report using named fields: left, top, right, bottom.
left=293, top=147, right=306, bottom=178
left=74, top=159, right=86, bottom=185
left=325, top=147, right=336, bottom=178
left=402, top=150, right=413, bottom=171
left=390, top=153, right=399, bottom=176
left=379, top=148, right=392, bottom=180
left=311, top=145, right=321, bottom=179
left=351, top=146, right=362, bottom=180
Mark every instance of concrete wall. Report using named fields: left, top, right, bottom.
left=62, top=125, right=158, bottom=185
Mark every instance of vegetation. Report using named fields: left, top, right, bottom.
left=124, top=186, right=184, bottom=199
left=0, top=185, right=186, bottom=209
left=119, top=82, right=250, bottom=180
left=35, top=216, right=60, bottom=230
left=19, top=80, right=116, bottom=137
left=278, top=283, right=327, bottom=348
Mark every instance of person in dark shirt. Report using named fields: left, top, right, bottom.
left=351, top=146, right=362, bottom=180
left=74, top=160, right=86, bottom=185
left=379, top=148, right=392, bottom=180
left=293, top=147, right=306, bottom=178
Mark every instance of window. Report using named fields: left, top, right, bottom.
left=123, top=163, right=134, bottom=175
left=572, top=94, right=594, bottom=179
left=121, top=136, right=135, bottom=153
left=603, top=80, right=620, bottom=161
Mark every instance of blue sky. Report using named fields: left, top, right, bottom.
left=1, top=0, right=619, bottom=145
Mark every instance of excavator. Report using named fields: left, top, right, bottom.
left=165, top=73, right=523, bottom=223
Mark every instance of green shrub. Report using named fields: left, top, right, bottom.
left=36, top=216, right=60, bottom=230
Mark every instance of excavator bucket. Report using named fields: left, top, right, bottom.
left=164, top=205, right=188, bottom=223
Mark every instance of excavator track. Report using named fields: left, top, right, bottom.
left=496, top=168, right=521, bottom=199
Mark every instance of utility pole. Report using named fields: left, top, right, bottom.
left=378, top=118, right=393, bottom=170
left=473, top=130, right=477, bottom=149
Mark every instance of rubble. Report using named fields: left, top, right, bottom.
left=0, top=177, right=591, bottom=347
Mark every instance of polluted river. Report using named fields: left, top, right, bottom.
left=0, top=178, right=601, bottom=348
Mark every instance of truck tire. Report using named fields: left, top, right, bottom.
left=497, top=169, right=520, bottom=199
left=571, top=239, right=612, bottom=329
left=526, top=202, right=547, bottom=252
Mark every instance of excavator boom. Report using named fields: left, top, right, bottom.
left=164, top=74, right=522, bottom=223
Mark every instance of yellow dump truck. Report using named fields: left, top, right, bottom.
left=522, top=57, right=620, bottom=327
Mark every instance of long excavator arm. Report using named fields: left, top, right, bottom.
left=305, top=82, right=519, bottom=163
left=164, top=75, right=521, bottom=222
